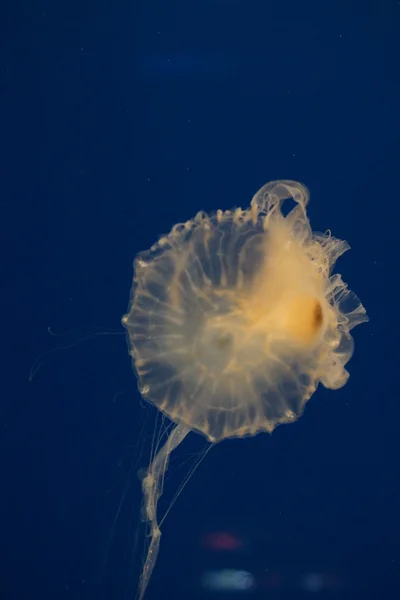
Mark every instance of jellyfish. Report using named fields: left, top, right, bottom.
left=121, top=180, right=368, bottom=599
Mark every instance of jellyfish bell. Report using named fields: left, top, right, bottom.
left=122, top=180, right=368, bottom=598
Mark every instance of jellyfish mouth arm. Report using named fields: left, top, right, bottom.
left=138, top=423, right=190, bottom=600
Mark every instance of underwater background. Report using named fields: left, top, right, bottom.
left=3, top=0, right=399, bottom=599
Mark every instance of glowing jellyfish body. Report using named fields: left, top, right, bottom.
left=122, top=180, right=368, bottom=598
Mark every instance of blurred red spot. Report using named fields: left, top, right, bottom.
left=203, top=531, right=243, bottom=551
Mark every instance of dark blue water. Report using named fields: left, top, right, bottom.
left=3, top=1, right=399, bottom=599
